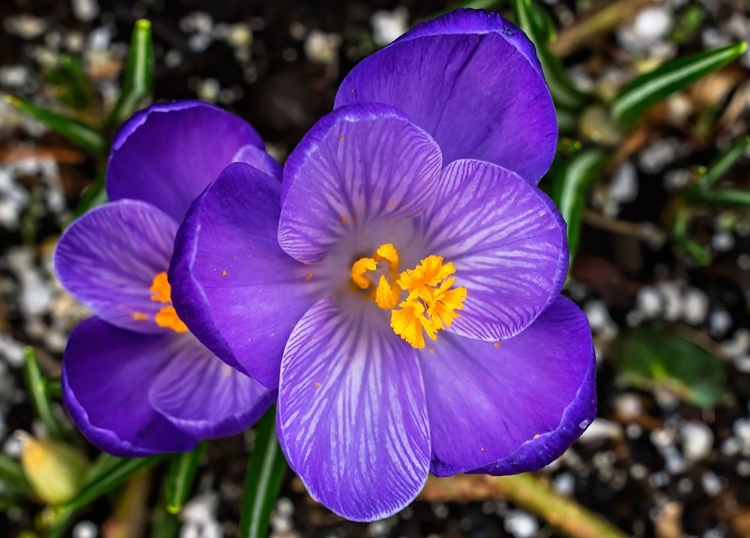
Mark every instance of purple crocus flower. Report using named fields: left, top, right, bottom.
left=54, top=101, right=279, bottom=456
left=170, top=10, right=595, bottom=521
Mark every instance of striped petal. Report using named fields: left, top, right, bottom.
left=278, top=104, right=442, bottom=263
left=419, top=159, right=567, bottom=340
left=54, top=200, right=177, bottom=334
left=277, top=298, right=430, bottom=521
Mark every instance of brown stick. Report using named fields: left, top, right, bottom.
left=420, top=473, right=629, bottom=538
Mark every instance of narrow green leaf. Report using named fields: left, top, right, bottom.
left=511, top=0, right=589, bottom=110
left=165, top=443, right=205, bottom=514
left=23, top=347, right=65, bottom=439
left=45, top=377, right=62, bottom=399
left=693, top=187, right=750, bottom=208
left=670, top=5, right=705, bottom=45
left=151, top=505, right=181, bottom=538
left=104, top=19, right=154, bottom=133
left=612, top=42, right=748, bottom=127
left=550, top=149, right=609, bottom=271
left=0, top=454, right=33, bottom=496
left=45, top=54, right=93, bottom=111
left=46, top=455, right=164, bottom=538
left=4, top=95, right=105, bottom=155
left=240, top=408, right=287, bottom=538
left=699, top=135, right=750, bottom=189
left=612, top=326, right=730, bottom=408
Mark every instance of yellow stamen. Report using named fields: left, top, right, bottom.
left=375, top=243, right=399, bottom=272
left=350, top=257, right=377, bottom=289
left=140, top=272, right=190, bottom=333
left=348, top=245, right=467, bottom=349
left=149, top=272, right=172, bottom=303
left=154, top=305, right=189, bottom=333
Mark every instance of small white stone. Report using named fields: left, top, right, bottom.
left=680, top=422, right=714, bottom=462
left=636, top=286, right=662, bottom=318
left=609, top=161, right=638, bottom=203
left=615, top=393, right=644, bottom=420
left=711, top=231, right=735, bottom=252
left=701, top=471, right=722, bottom=496
left=682, top=288, right=709, bottom=325
left=579, top=419, right=622, bottom=444
left=633, top=7, right=673, bottom=42
left=304, top=30, right=342, bottom=65
left=72, top=521, right=98, bottom=538
left=553, top=473, right=575, bottom=496
left=72, top=0, right=100, bottom=22
left=504, top=511, right=538, bottom=538
left=709, top=310, right=732, bottom=336
left=371, top=7, right=409, bottom=46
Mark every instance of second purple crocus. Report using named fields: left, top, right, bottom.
left=54, top=101, right=279, bottom=455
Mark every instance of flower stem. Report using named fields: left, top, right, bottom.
left=420, top=473, right=628, bottom=538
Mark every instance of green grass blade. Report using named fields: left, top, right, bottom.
left=0, top=454, right=33, bottom=496
left=104, top=19, right=154, bottom=132
left=699, top=135, right=750, bottom=190
left=612, top=42, right=748, bottom=127
left=4, top=95, right=105, bottom=155
left=240, top=408, right=287, bottom=538
left=511, top=0, right=589, bottom=110
left=23, top=347, right=65, bottom=439
left=165, top=443, right=205, bottom=514
left=550, top=149, right=610, bottom=273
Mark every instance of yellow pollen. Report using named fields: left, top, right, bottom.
left=144, top=272, right=189, bottom=333
left=348, top=245, right=467, bottom=349
left=350, top=257, right=377, bottom=289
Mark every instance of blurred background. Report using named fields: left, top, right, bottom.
left=1, top=0, right=749, bottom=537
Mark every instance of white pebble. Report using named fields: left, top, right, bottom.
left=701, top=471, right=722, bottom=496
left=709, top=310, right=732, bottom=336
left=609, top=161, right=638, bottom=203
left=680, top=422, right=714, bottom=462
left=579, top=419, right=622, bottom=444
left=636, top=286, right=662, bottom=318
left=72, top=0, right=99, bottom=22
left=633, top=7, right=673, bottom=43
left=504, top=511, right=538, bottom=538
left=371, top=7, right=409, bottom=46
left=682, top=288, right=709, bottom=325
left=711, top=231, right=734, bottom=252
left=72, top=521, right=98, bottom=538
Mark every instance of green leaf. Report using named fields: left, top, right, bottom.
left=165, top=443, right=205, bottom=514
left=670, top=5, right=705, bottom=45
left=103, top=19, right=154, bottom=133
left=511, top=0, right=589, bottom=110
left=46, top=454, right=166, bottom=538
left=611, top=326, right=730, bottom=408
left=612, top=42, right=748, bottom=127
left=240, top=407, right=287, bottom=538
left=45, top=54, right=93, bottom=111
left=699, top=135, right=750, bottom=189
left=45, top=377, right=62, bottom=399
left=0, top=454, right=33, bottom=496
left=693, top=187, right=750, bottom=208
left=549, top=149, right=609, bottom=272
left=429, top=0, right=498, bottom=19
left=23, top=347, right=66, bottom=439
left=4, top=95, right=105, bottom=155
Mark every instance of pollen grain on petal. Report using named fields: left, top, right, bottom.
left=132, top=312, right=149, bottom=321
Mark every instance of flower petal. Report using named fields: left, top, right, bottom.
left=54, top=200, right=177, bottom=334
left=279, top=103, right=442, bottom=263
left=335, top=9, right=556, bottom=184
left=170, top=162, right=313, bottom=388
left=421, top=159, right=567, bottom=340
left=421, top=296, right=596, bottom=476
left=148, top=336, right=276, bottom=438
left=107, top=100, right=280, bottom=222
left=277, top=298, right=430, bottom=521
left=62, top=318, right=198, bottom=456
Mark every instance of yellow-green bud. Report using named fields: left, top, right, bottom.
left=19, top=434, right=88, bottom=505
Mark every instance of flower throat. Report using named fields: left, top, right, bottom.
left=350, top=243, right=467, bottom=349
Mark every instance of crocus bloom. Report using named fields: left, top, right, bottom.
left=55, top=101, right=279, bottom=456
left=171, top=9, right=595, bottom=521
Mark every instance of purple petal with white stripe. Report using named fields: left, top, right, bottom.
left=420, top=159, right=567, bottom=340
left=62, top=318, right=198, bottom=456
left=279, top=104, right=442, bottom=263
left=54, top=200, right=177, bottom=334
left=420, top=297, right=596, bottom=476
left=277, top=298, right=430, bottom=521
left=334, top=9, right=556, bottom=184
left=107, top=100, right=279, bottom=222
left=149, top=335, right=276, bottom=438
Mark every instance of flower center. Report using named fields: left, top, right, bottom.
left=132, top=272, right=189, bottom=333
left=349, top=243, right=467, bottom=349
